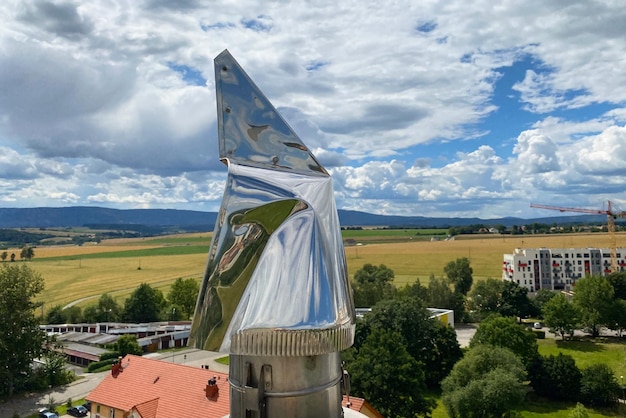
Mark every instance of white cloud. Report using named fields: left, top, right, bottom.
left=577, top=125, right=626, bottom=175
left=0, top=0, right=625, bottom=217
left=512, top=130, right=560, bottom=174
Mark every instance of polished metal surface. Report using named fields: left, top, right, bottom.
left=229, top=353, right=344, bottom=416
left=189, top=50, right=356, bottom=417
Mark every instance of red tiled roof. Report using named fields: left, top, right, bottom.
left=134, top=398, right=159, bottom=418
left=88, top=354, right=374, bottom=417
left=341, top=396, right=365, bottom=411
left=342, top=396, right=365, bottom=411
left=87, top=355, right=230, bottom=418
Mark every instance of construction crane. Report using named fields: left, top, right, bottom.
left=530, top=201, right=626, bottom=272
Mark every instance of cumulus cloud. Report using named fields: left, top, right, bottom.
left=513, top=130, right=560, bottom=174
left=0, top=0, right=626, bottom=216
left=577, top=126, right=626, bottom=175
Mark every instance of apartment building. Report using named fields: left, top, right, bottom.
left=502, top=247, right=626, bottom=292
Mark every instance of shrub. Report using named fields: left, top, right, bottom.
left=580, top=363, right=620, bottom=407
left=529, top=353, right=581, bottom=401
left=87, top=358, right=117, bottom=372
left=532, top=330, right=545, bottom=339
left=99, top=351, right=121, bottom=361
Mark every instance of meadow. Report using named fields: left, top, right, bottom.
left=15, top=230, right=626, bottom=311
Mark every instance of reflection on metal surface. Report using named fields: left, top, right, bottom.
left=189, top=50, right=356, bottom=417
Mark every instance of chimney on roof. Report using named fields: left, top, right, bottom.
left=205, top=376, right=219, bottom=399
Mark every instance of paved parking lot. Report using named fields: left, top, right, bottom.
left=455, top=324, right=477, bottom=347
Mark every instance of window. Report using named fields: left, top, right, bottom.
left=110, top=409, right=115, bottom=418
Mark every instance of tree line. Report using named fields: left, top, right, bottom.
left=45, top=277, right=200, bottom=325
left=346, top=260, right=626, bottom=417
left=0, top=264, right=200, bottom=399
left=0, top=245, right=35, bottom=262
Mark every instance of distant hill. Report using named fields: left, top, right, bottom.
left=0, top=206, right=612, bottom=230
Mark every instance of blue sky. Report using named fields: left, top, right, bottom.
left=1, top=1, right=625, bottom=219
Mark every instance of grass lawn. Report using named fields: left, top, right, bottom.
left=537, top=337, right=626, bottom=379
left=428, top=390, right=626, bottom=417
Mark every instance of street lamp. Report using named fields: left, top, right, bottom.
left=621, top=375, right=624, bottom=399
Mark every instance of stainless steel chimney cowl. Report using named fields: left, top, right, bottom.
left=189, top=50, right=357, bottom=417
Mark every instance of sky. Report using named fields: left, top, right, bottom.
left=1, top=0, right=625, bottom=220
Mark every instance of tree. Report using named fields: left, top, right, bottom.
left=0, top=264, right=45, bottom=397
left=533, top=288, right=557, bottom=316
left=606, top=272, right=626, bottom=300
left=20, top=246, right=34, bottom=261
left=167, top=277, right=200, bottom=319
left=82, top=305, right=100, bottom=323
left=123, top=283, right=166, bottom=322
left=573, top=275, right=614, bottom=337
left=500, top=280, right=537, bottom=320
left=398, top=279, right=429, bottom=302
left=10, top=252, right=15, bottom=261
left=467, top=278, right=503, bottom=318
left=366, top=297, right=463, bottom=388
left=580, top=363, right=620, bottom=407
left=444, top=257, right=473, bottom=296
left=346, top=328, right=435, bottom=418
left=441, top=345, right=526, bottom=418
left=352, top=264, right=396, bottom=307
left=607, top=299, right=626, bottom=337
left=116, top=334, right=142, bottom=357
left=1, top=251, right=7, bottom=262
left=41, top=337, right=75, bottom=387
left=529, top=353, right=581, bottom=401
left=427, top=275, right=465, bottom=322
left=470, top=315, right=539, bottom=368
left=46, top=305, right=68, bottom=324
left=543, top=293, right=580, bottom=340
left=64, top=305, right=82, bottom=323
left=98, top=293, right=122, bottom=322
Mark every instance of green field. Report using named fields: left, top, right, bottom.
left=20, top=230, right=626, bottom=313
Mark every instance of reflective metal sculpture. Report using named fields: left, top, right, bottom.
left=190, top=50, right=356, bottom=417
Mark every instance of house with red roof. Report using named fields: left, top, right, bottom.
left=87, top=354, right=381, bottom=418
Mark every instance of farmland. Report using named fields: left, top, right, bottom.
left=9, top=229, right=626, bottom=313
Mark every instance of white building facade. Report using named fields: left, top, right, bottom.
left=502, top=247, right=626, bottom=292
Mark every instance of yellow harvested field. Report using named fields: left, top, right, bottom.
left=23, top=232, right=626, bottom=314
left=344, top=233, right=626, bottom=287
left=34, top=253, right=207, bottom=312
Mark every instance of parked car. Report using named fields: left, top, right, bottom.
left=82, top=401, right=92, bottom=412
left=68, top=405, right=89, bottom=417
left=38, top=409, right=59, bottom=418
left=533, top=322, right=542, bottom=329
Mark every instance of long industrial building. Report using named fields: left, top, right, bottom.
left=502, top=247, right=626, bottom=292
